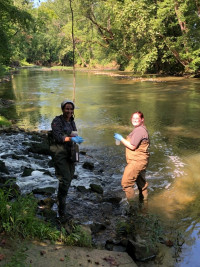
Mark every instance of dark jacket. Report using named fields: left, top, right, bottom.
left=51, top=115, right=77, bottom=144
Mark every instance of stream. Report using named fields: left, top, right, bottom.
left=0, top=68, right=200, bottom=266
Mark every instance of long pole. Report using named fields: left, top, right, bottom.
left=69, top=0, right=76, bottom=103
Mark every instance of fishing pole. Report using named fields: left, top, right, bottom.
left=69, top=0, right=76, bottom=104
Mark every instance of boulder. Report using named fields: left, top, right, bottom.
left=28, top=139, right=51, bottom=155
left=126, top=237, right=158, bottom=261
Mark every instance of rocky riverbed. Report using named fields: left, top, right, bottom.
left=0, top=126, right=179, bottom=266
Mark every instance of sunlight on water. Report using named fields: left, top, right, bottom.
left=149, top=154, right=200, bottom=219
left=1, top=69, right=200, bottom=265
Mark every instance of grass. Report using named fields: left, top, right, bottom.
left=116, top=202, right=164, bottom=250
left=0, top=186, right=92, bottom=266
left=0, top=188, right=59, bottom=241
left=3, top=246, right=28, bottom=267
left=63, top=225, right=92, bottom=247
left=0, top=187, right=92, bottom=247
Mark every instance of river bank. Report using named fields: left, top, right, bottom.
left=0, top=235, right=136, bottom=267
left=0, top=125, right=181, bottom=266
left=1, top=65, right=199, bottom=86
left=1, top=67, right=199, bottom=266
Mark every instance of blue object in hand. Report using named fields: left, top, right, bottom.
left=114, top=133, right=123, bottom=141
left=71, top=136, right=84, bottom=144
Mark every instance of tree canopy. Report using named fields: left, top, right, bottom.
left=1, top=0, right=200, bottom=74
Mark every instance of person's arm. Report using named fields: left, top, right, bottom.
left=51, top=117, right=68, bottom=143
left=114, top=129, right=147, bottom=151
left=120, top=138, right=137, bottom=150
left=64, top=136, right=71, bottom=142
left=114, top=133, right=136, bottom=150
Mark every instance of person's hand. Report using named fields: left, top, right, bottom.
left=71, top=136, right=84, bottom=144
left=114, top=133, right=123, bottom=141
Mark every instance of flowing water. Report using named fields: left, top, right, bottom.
left=0, top=68, right=200, bottom=266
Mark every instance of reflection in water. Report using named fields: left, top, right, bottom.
left=1, top=69, right=200, bottom=265
left=177, top=223, right=200, bottom=267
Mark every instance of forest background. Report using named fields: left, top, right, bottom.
left=1, top=0, right=200, bottom=75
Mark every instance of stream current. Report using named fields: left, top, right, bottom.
left=0, top=68, right=200, bottom=266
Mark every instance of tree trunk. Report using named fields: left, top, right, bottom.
left=174, top=1, right=188, bottom=32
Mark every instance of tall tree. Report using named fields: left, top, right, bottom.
left=0, top=0, right=33, bottom=65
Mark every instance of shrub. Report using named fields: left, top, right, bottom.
left=0, top=116, right=11, bottom=127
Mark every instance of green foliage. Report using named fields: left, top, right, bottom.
left=0, top=116, right=12, bottom=126
left=0, top=0, right=33, bottom=65
left=116, top=220, right=135, bottom=236
left=19, top=59, right=34, bottom=67
left=3, top=246, right=28, bottom=267
left=64, top=225, right=92, bottom=247
left=0, top=188, right=60, bottom=240
left=0, top=187, right=92, bottom=248
left=0, top=64, right=11, bottom=79
left=0, top=0, right=200, bottom=73
left=116, top=203, right=164, bottom=249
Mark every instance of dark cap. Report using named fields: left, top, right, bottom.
left=61, top=100, right=75, bottom=110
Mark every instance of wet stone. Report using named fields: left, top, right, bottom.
left=76, top=185, right=90, bottom=193
left=11, top=154, right=27, bottom=160
left=90, top=183, right=103, bottom=194
left=0, top=160, right=9, bottom=174
left=103, top=196, right=122, bottom=204
left=38, top=198, right=55, bottom=209
left=22, top=167, right=34, bottom=177
left=48, top=159, right=54, bottom=167
left=126, top=238, right=158, bottom=261
left=90, top=222, right=107, bottom=234
left=82, top=161, right=94, bottom=170
left=41, top=170, right=53, bottom=177
left=101, top=202, right=113, bottom=214
left=32, top=187, right=56, bottom=195
left=1, top=154, right=13, bottom=159
left=28, top=140, right=50, bottom=155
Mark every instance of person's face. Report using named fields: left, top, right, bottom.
left=63, top=103, right=74, bottom=119
left=131, top=113, right=144, bottom=127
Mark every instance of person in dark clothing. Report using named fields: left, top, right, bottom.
left=50, top=100, right=84, bottom=218
left=114, top=111, right=150, bottom=203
